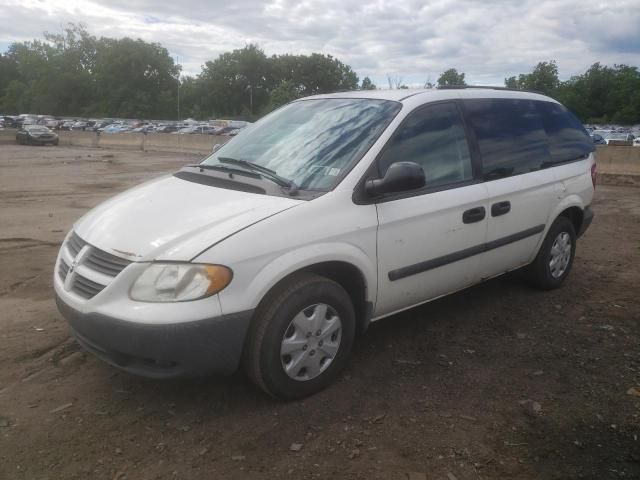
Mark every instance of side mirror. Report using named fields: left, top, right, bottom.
left=365, top=161, right=426, bottom=196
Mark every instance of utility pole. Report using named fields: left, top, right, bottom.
left=176, top=56, right=181, bottom=123
left=245, top=83, right=253, bottom=116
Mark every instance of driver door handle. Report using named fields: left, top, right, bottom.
left=462, top=206, right=486, bottom=224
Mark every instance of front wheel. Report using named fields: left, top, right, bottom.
left=243, top=273, right=356, bottom=400
left=526, top=216, right=576, bottom=290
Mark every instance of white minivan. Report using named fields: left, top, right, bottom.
left=54, top=88, right=595, bottom=399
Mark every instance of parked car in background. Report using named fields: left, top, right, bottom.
left=101, top=123, right=131, bottom=134
left=130, top=125, right=155, bottom=133
left=60, top=121, right=76, bottom=131
left=222, top=128, right=241, bottom=136
left=605, top=132, right=634, bottom=145
left=173, top=126, right=200, bottom=134
left=209, top=126, right=235, bottom=135
left=228, top=120, right=250, bottom=129
left=44, top=118, right=62, bottom=129
left=16, top=125, right=59, bottom=145
left=156, top=125, right=179, bottom=133
left=590, top=133, right=606, bottom=145
left=193, top=125, right=219, bottom=134
left=92, top=120, right=113, bottom=131
left=72, top=121, right=88, bottom=131
left=3, top=116, right=19, bottom=128
left=20, top=116, right=38, bottom=126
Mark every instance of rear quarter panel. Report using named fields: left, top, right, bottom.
left=529, top=155, right=594, bottom=260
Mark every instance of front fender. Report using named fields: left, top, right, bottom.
left=217, top=242, right=377, bottom=316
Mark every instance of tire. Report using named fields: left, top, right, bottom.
left=243, top=273, right=356, bottom=400
left=53, top=139, right=59, bottom=146
left=526, top=216, right=576, bottom=290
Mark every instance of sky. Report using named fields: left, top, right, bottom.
left=1, top=0, right=639, bottom=87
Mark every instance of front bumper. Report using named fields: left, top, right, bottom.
left=30, top=136, right=58, bottom=144
left=56, top=293, right=253, bottom=378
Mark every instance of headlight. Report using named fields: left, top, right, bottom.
left=130, top=263, right=232, bottom=302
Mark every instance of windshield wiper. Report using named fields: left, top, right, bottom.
left=185, top=163, right=261, bottom=178
left=218, top=157, right=298, bottom=194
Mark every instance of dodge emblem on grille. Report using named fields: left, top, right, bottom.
left=64, top=245, right=90, bottom=292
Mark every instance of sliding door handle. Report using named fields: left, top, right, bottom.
left=462, top=206, right=486, bottom=224
left=491, top=201, right=511, bottom=217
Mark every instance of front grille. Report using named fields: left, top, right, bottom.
left=72, top=274, right=106, bottom=299
left=84, top=248, right=131, bottom=277
left=58, top=259, right=70, bottom=281
left=59, top=232, right=133, bottom=300
left=67, top=232, right=86, bottom=257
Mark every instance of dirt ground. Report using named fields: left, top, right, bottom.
left=1, top=143, right=639, bottom=480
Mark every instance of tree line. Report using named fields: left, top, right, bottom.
left=1, top=25, right=638, bottom=124
left=0, top=25, right=362, bottom=121
left=438, top=62, right=640, bottom=124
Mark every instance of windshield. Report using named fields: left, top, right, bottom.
left=201, top=98, right=401, bottom=191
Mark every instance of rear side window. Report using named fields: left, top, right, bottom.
left=537, top=101, right=594, bottom=164
left=464, top=98, right=549, bottom=180
left=378, top=102, right=473, bottom=189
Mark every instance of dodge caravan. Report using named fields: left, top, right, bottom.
left=54, top=88, right=595, bottom=399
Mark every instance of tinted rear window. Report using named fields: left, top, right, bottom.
left=464, top=98, right=549, bottom=180
left=536, top=101, right=594, bottom=163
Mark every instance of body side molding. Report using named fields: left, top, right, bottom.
left=388, top=224, right=545, bottom=281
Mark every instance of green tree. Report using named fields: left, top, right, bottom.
left=555, top=63, right=640, bottom=124
left=272, top=53, right=358, bottom=97
left=360, top=76, right=376, bottom=90
left=177, top=75, right=204, bottom=119
left=504, top=60, right=559, bottom=95
left=93, top=37, right=179, bottom=118
left=268, top=80, right=302, bottom=109
left=0, top=53, right=20, bottom=111
left=437, top=68, right=466, bottom=87
left=197, top=44, right=272, bottom=118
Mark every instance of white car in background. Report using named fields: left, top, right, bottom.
left=54, top=88, right=595, bottom=399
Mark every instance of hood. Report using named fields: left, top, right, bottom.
left=75, top=175, right=303, bottom=261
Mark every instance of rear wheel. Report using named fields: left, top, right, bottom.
left=526, top=216, right=576, bottom=290
left=243, top=273, right=356, bottom=400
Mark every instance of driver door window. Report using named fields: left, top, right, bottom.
left=378, top=102, right=473, bottom=190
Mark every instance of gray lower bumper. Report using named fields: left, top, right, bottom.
left=578, top=206, right=594, bottom=238
left=56, top=294, right=253, bottom=378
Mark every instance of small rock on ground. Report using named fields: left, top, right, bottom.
left=626, top=387, right=640, bottom=397
left=519, top=399, right=543, bottom=417
left=406, top=473, right=427, bottom=480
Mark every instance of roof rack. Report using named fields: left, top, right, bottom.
left=437, top=85, right=545, bottom=95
